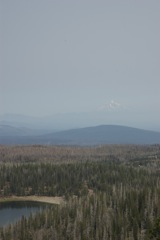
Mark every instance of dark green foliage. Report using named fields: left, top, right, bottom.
left=0, top=159, right=159, bottom=198
left=149, top=218, right=160, bottom=239
left=0, top=145, right=160, bottom=239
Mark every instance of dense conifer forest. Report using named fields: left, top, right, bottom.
left=0, top=145, right=160, bottom=239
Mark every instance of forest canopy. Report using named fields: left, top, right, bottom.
left=0, top=144, right=160, bottom=240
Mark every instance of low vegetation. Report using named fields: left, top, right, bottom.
left=0, top=144, right=160, bottom=239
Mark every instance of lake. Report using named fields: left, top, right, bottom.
left=0, top=201, right=48, bottom=227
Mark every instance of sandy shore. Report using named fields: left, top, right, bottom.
left=0, top=196, right=64, bottom=205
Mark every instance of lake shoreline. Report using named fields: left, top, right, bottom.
left=0, top=196, right=64, bottom=205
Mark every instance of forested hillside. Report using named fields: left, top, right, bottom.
left=0, top=145, right=160, bottom=239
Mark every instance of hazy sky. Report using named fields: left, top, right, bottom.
left=1, top=1, right=160, bottom=121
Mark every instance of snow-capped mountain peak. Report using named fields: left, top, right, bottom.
left=98, top=100, right=124, bottom=111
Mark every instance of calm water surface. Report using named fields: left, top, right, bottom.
left=0, top=201, right=48, bottom=227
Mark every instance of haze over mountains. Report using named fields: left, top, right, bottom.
left=1, top=100, right=160, bottom=132
left=1, top=112, right=160, bottom=145
left=1, top=1, right=160, bottom=146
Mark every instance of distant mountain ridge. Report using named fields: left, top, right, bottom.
left=0, top=124, right=52, bottom=138
left=1, top=112, right=160, bottom=132
left=1, top=125, right=160, bottom=145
